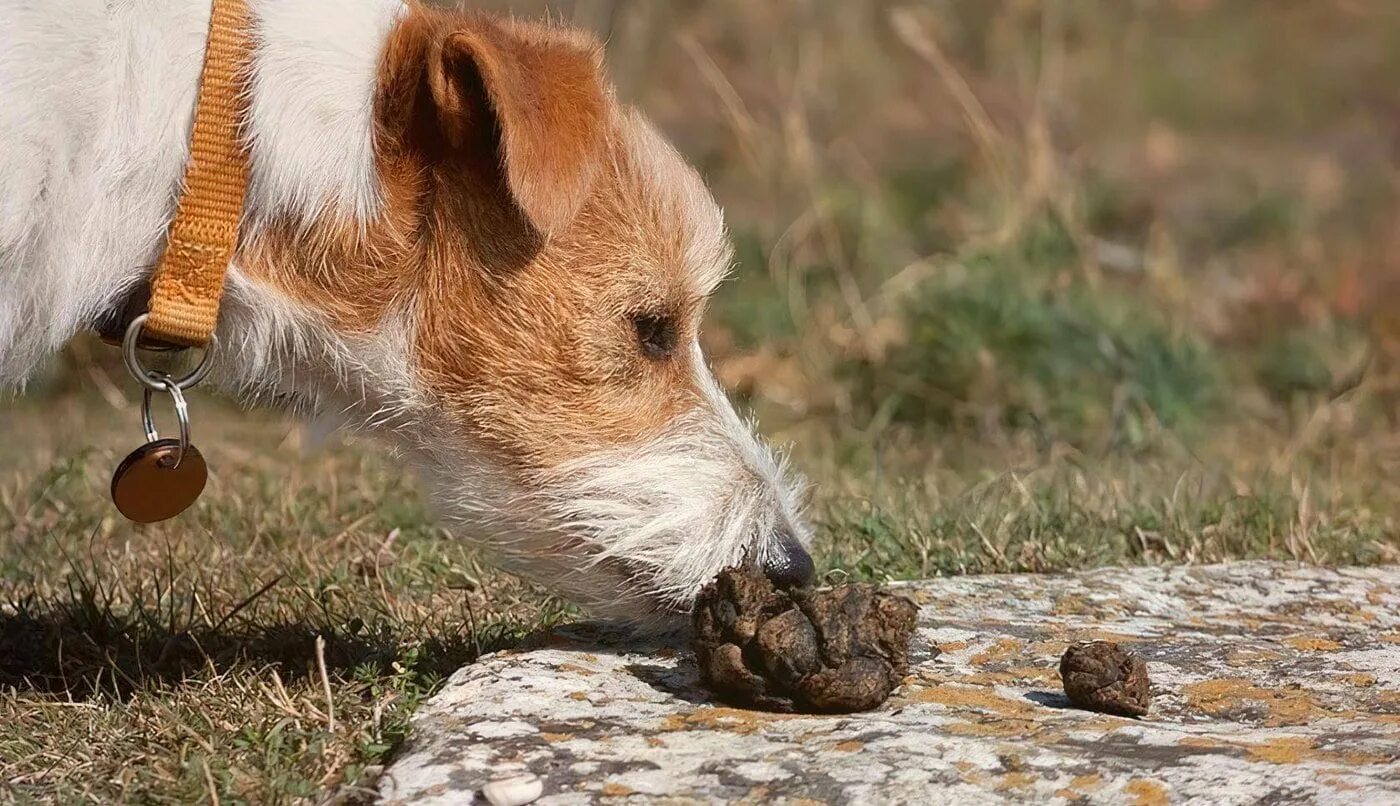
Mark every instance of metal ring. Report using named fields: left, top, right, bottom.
left=122, top=314, right=217, bottom=392
left=141, top=378, right=192, bottom=469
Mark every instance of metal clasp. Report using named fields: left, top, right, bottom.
left=121, top=313, right=217, bottom=393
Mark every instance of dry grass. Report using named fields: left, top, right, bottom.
left=5, top=0, right=1400, bottom=801
left=1, top=383, right=573, bottom=801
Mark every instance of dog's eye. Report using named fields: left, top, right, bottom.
left=633, top=313, right=678, bottom=360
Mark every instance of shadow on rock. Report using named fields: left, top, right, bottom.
left=1023, top=690, right=1074, bottom=709
left=514, top=620, right=716, bottom=704
left=625, top=661, right=713, bottom=705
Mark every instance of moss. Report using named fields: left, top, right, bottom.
left=844, top=234, right=1222, bottom=448
left=1255, top=321, right=1368, bottom=402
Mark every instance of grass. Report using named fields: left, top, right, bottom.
left=5, top=0, right=1400, bottom=801
left=842, top=224, right=1223, bottom=446
left=0, top=389, right=573, bottom=801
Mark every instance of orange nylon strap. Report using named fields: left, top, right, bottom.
left=145, top=0, right=252, bottom=348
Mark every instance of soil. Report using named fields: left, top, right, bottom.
left=1060, top=640, right=1151, bottom=717
left=692, top=566, right=918, bottom=713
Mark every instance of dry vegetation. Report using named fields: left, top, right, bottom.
left=5, top=0, right=1400, bottom=800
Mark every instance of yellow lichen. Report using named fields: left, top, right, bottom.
left=1123, top=778, right=1169, bottom=806
left=994, top=771, right=1037, bottom=791
left=1052, top=594, right=1095, bottom=615
left=1241, top=736, right=1394, bottom=766
left=970, top=638, right=1025, bottom=666
left=1182, top=678, right=1327, bottom=726
left=1282, top=636, right=1343, bottom=652
left=943, top=718, right=1044, bottom=739
left=659, top=707, right=798, bottom=735
left=1244, top=736, right=1315, bottom=764
left=1057, top=773, right=1107, bottom=799
left=1029, top=640, right=1071, bottom=657
left=555, top=663, right=598, bottom=676
left=956, top=666, right=1058, bottom=687
left=1178, top=734, right=1395, bottom=766
left=1069, top=774, right=1104, bottom=792
left=908, top=684, right=1036, bottom=716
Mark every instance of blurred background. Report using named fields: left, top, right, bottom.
left=4, top=1, right=1400, bottom=796
left=486, top=0, right=1400, bottom=574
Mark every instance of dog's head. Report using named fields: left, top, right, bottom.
left=231, top=8, right=811, bottom=624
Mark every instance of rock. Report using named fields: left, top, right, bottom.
left=380, top=563, right=1400, bottom=804
left=692, top=566, right=918, bottom=713
left=1060, top=640, right=1151, bottom=717
left=480, top=773, right=543, bottom=806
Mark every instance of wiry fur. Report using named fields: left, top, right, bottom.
left=0, top=0, right=809, bottom=623
left=531, top=351, right=809, bottom=622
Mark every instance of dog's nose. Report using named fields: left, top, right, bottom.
left=763, top=532, right=815, bottom=588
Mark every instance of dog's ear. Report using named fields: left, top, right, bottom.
left=418, top=17, right=610, bottom=236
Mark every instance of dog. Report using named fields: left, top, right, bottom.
left=0, top=0, right=813, bottom=624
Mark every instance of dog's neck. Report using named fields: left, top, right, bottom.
left=0, top=0, right=406, bottom=393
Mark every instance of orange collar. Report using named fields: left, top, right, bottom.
left=141, top=0, right=253, bottom=348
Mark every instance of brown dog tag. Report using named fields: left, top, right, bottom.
left=111, top=439, right=208, bottom=524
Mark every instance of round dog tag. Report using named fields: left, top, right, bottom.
left=110, top=439, right=208, bottom=524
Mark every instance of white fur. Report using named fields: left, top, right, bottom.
left=418, top=342, right=809, bottom=625
left=625, top=110, right=734, bottom=296
left=541, top=345, right=809, bottom=619
left=246, top=0, right=404, bottom=226
left=0, top=0, right=210, bottom=383
left=0, top=0, right=404, bottom=386
left=0, top=0, right=809, bottom=623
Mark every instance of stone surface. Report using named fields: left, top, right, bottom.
left=380, top=563, right=1400, bottom=804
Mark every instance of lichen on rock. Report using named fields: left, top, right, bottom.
left=381, top=563, right=1400, bottom=805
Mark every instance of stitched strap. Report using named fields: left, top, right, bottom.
left=145, top=0, right=252, bottom=348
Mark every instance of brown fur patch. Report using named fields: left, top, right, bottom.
left=428, top=14, right=609, bottom=235
left=237, top=6, right=723, bottom=469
